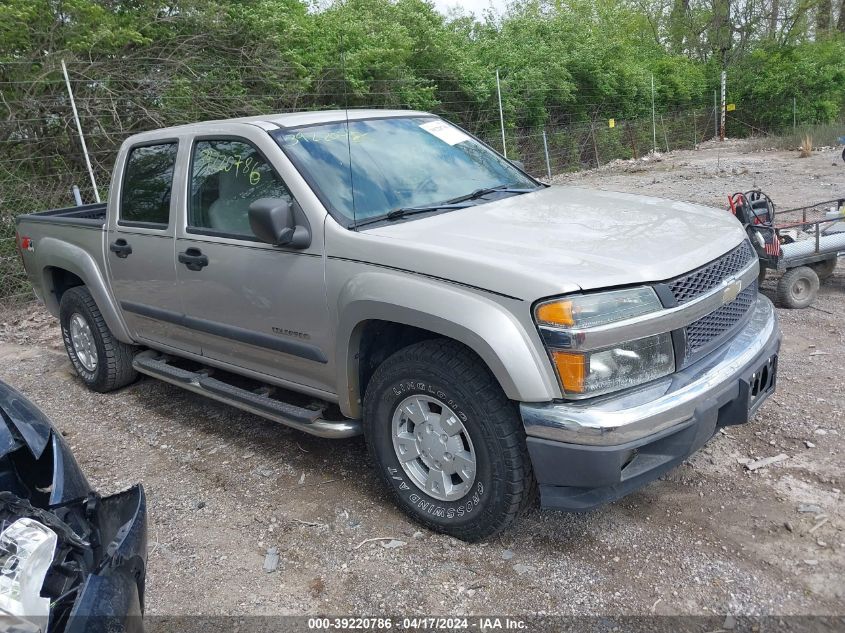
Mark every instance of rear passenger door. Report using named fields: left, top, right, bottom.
left=175, top=133, right=333, bottom=394
left=106, top=140, right=200, bottom=354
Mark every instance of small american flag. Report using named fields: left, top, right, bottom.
left=763, top=233, right=781, bottom=257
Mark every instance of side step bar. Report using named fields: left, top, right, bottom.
left=132, top=351, right=361, bottom=439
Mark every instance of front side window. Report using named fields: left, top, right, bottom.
left=189, top=139, right=292, bottom=237
left=121, top=143, right=178, bottom=226
left=271, top=117, right=536, bottom=225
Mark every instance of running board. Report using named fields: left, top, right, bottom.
left=132, top=350, right=361, bottom=439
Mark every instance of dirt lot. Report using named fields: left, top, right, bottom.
left=0, top=138, right=843, bottom=617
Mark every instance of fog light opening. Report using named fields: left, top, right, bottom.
left=621, top=448, right=638, bottom=471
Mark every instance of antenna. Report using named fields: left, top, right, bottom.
left=340, top=29, right=357, bottom=228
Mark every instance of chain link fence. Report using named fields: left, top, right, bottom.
left=2, top=63, right=842, bottom=313
left=1, top=177, right=100, bottom=316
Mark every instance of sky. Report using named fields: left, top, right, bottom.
left=431, top=0, right=509, bottom=18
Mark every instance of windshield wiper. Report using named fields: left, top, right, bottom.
left=443, top=184, right=538, bottom=204
left=353, top=185, right=539, bottom=229
left=353, top=203, right=472, bottom=229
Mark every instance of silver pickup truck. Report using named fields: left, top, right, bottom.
left=15, top=110, right=781, bottom=541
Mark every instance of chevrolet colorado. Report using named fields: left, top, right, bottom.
left=15, top=110, right=781, bottom=540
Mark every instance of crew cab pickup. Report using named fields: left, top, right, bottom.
left=15, top=110, right=781, bottom=540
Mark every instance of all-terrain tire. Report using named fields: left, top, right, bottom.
left=776, top=266, right=819, bottom=309
left=59, top=286, right=138, bottom=392
left=363, top=339, right=535, bottom=542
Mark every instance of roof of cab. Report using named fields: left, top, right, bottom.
left=123, top=109, right=432, bottom=145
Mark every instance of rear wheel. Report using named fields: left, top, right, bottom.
left=810, top=257, right=838, bottom=281
left=776, top=266, right=819, bottom=309
left=59, top=286, right=138, bottom=392
left=363, top=339, right=534, bottom=542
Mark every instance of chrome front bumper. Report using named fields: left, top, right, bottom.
left=521, top=296, right=781, bottom=447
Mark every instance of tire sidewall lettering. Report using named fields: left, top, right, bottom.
left=389, top=380, right=468, bottom=423
left=60, top=297, right=101, bottom=385
left=63, top=327, right=96, bottom=381
left=400, top=478, right=485, bottom=519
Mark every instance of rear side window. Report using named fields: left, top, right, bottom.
left=120, top=143, right=178, bottom=226
left=189, top=139, right=292, bottom=237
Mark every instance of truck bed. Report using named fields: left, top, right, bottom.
left=16, top=203, right=107, bottom=228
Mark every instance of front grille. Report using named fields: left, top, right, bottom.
left=668, top=241, right=755, bottom=305
left=684, top=281, right=757, bottom=359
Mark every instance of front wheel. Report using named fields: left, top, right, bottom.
left=59, top=286, right=138, bottom=392
left=363, top=339, right=534, bottom=542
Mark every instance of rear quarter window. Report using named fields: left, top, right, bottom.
left=120, top=143, right=178, bottom=226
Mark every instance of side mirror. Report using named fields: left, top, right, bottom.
left=248, top=198, right=310, bottom=248
left=511, top=159, right=525, bottom=171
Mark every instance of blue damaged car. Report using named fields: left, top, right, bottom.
left=0, top=380, right=146, bottom=633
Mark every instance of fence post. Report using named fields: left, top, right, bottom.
left=651, top=74, right=657, bottom=153
left=793, top=96, right=796, bottom=130
left=61, top=59, right=100, bottom=203
left=713, top=90, right=718, bottom=138
left=542, top=129, right=552, bottom=180
left=661, top=114, right=669, bottom=153
left=591, top=122, right=601, bottom=168
left=719, top=70, right=726, bottom=141
left=496, top=69, right=507, bottom=158
left=693, top=111, right=697, bottom=149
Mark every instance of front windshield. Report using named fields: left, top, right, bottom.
left=271, top=116, right=536, bottom=225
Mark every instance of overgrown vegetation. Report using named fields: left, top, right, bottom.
left=2, top=0, right=844, bottom=167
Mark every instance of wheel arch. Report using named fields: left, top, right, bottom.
left=334, top=272, right=559, bottom=419
left=37, top=238, right=133, bottom=343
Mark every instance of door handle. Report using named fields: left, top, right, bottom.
left=178, top=247, right=209, bottom=271
left=109, top=239, right=132, bottom=258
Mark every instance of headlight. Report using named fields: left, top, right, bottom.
left=0, top=518, right=57, bottom=619
left=535, top=287, right=663, bottom=329
left=535, top=288, right=674, bottom=398
left=550, top=333, right=675, bottom=397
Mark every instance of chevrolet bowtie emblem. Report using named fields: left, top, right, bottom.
left=722, top=277, right=742, bottom=303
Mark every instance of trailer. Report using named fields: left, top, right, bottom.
left=729, top=191, right=844, bottom=308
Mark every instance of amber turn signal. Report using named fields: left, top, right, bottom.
left=551, top=350, right=586, bottom=394
left=535, top=300, right=575, bottom=327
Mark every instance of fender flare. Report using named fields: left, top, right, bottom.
left=37, top=237, right=133, bottom=344
left=334, top=272, right=559, bottom=418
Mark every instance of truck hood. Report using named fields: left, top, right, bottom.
left=348, top=186, right=748, bottom=300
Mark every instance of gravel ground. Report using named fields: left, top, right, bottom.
left=0, top=138, right=843, bottom=617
